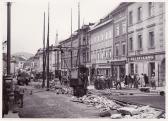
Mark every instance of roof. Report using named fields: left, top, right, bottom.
left=89, top=19, right=113, bottom=32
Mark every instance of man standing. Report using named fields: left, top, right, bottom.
left=151, top=74, right=156, bottom=89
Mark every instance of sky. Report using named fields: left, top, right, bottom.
left=0, top=0, right=121, bottom=54
left=1, top=0, right=165, bottom=55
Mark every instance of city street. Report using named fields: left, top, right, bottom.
left=19, top=87, right=100, bottom=118
left=1, top=1, right=166, bottom=119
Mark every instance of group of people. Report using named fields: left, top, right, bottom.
left=124, top=73, right=156, bottom=89
left=94, top=75, right=113, bottom=90
left=94, top=73, right=156, bottom=90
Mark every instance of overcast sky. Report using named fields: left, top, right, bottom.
left=0, top=0, right=121, bottom=54
left=1, top=0, right=165, bottom=55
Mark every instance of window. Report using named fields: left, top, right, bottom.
left=97, top=52, right=99, bottom=60
left=149, top=31, right=155, bottom=48
left=104, top=50, right=107, bottom=58
left=122, top=21, right=126, bottom=34
left=83, top=52, right=86, bottom=63
left=109, top=49, right=112, bottom=58
left=115, top=24, right=119, bottom=36
left=87, top=51, right=89, bottom=62
left=138, top=34, right=142, bottom=49
left=101, top=34, right=103, bottom=40
left=115, top=45, right=119, bottom=56
left=129, top=37, right=133, bottom=51
left=105, top=32, right=108, bottom=39
left=129, top=11, right=133, bottom=25
left=122, top=44, right=126, bottom=55
left=109, top=31, right=112, bottom=38
left=97, top=36, right=99, bottom=42
left=149, top=2, right=154, bottom=17
left=138, top=7, right=142, bottom=21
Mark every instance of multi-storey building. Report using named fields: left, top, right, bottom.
left=127, top=2, right=165, bottom=86
left=32, top=45, right=61, bottom=74
left=59, top=24, right=92, bottom=77
left=111, top=3, right=129, bottom=80
left=89, top=15, right=113, bottom=78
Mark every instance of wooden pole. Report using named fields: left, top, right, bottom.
left=46, top=3, right=50, bottom=90
left=42, top=12, right=45, bottom=88
left=7, top=2, right=11, bottom=75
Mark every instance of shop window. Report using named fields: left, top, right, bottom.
left=135, top=64, right=138, bottom=74
left=149, top=62, right=155, bottom=77
left=130, top=63, right=134, bottom=75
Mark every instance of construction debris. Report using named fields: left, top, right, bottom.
left=117, top=107, right=140, bottom=116
left=111, top=114, right=122, bottom=119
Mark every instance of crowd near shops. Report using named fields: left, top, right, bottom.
left=94, top=73, right=156, bottom=90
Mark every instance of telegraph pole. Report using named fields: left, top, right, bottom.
left=42, top=12, right=45, bottom=88
left=70, top=8, right=73, bottom=71
left=7, top=2, right=11, bottom=75
left=78, top=2, right=81, bottom=66
left=46, top=3, right=50, bottom=91
left=56, top=32, right=59, bottom=70
left=55, top=31, right=58, bottom=72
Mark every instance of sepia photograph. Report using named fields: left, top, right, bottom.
left=0, top=0, right=166, bottom=119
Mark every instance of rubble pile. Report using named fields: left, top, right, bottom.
left=121, top=105, right=164, bottom=119
left=71, top=94, right=121, bottom=110
left=71, top=94, right=164, bottom=119
left=55, top=86, right=73, bottom=95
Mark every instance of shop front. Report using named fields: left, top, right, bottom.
left=127, top=53, right=165, bottom=87
left=96, top=63, right=111, bottom=77
left=111, top=60, right=126, bottom=81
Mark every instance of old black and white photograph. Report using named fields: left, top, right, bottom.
left=0, top=0, right=166, bottom=119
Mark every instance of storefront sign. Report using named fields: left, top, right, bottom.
left=127, top=55, right=155, bottom=62
left=111, top=60, right=126, bottom=66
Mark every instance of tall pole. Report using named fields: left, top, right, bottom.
left=56, top=32, right=59, bottom=70
left=42, top=12, right=46, bottom=88
left=7, top=2, right=11, bottom=75
left=55, top=32, right=57, bottom=75
left=78, top=2, right=80, bottom=30
left=46, top=3, right=50, bottom=90
left=78, top=2, right=81, bottom=66
left=70, top=8, right=73, bottom=71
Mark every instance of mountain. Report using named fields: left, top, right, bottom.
left=12, top=52, right=34, bottom=60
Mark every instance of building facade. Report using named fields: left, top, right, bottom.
left=59, top=24, right=92, bottom=77
left=89, top=16, right=113, bottom=78
left=127, top=2, right=165, bottom=86
left=111, top=3, right=129, bottom=81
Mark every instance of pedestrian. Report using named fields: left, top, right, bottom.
left=115, top=76, right=122, bottom=90
left=151, top=74, right=156, bottom=89
left=144, top=74, right=149, bottom=87
left=128, top=74, right=131, bottom=88
left=124, top=75, right=128, bottom=87
left=100, top=75, right=105, bottom=89
left=130, top=74, right=134, bottom=88
left=139, top=73, right=145, bottom=87
left=135, top=74, right=140, bottom=88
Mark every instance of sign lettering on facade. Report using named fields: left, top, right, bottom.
left=128, top=55, right=155, bottom=62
